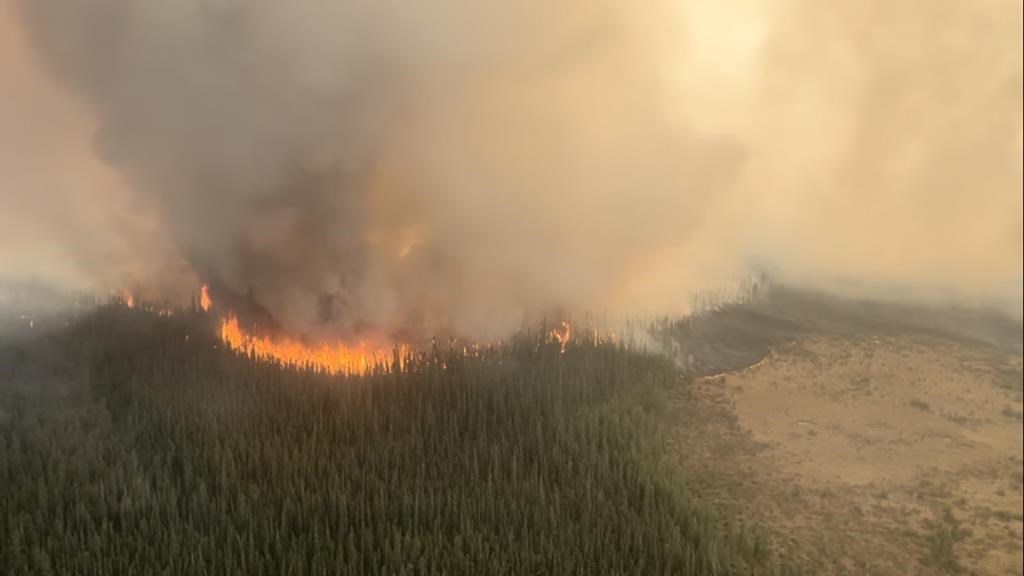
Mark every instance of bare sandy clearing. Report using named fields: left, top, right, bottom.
left=668, top=335, right=1023, bottom=575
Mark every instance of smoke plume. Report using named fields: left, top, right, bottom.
left=2, top=0, right=1021, bottom=340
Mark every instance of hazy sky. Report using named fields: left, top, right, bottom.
left=2, top=0, right=1021, bottom=339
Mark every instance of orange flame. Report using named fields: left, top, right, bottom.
left=550, top=320, right=571, bottom=353
left=123, top=291, right=135, bottom=309
left=214, top=304, right=610, bottom=375
left=219, top=315, right=397, bottom=375
left=200, top=284, right=212, bottom=312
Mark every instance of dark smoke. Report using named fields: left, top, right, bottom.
left=2, top=0, right=1021, bottom=341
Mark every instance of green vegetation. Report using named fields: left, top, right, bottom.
left=908, top=399, right=931, bottom=412
left=922, top=508, right=970, bottom=575
left=1001, top=405, right=1023, bottom=422
left=0, top=305, right=783, bottom=575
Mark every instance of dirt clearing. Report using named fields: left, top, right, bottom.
left=667, top=334, right=1023, bottom=575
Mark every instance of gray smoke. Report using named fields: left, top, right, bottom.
left=2, top=0, right=1021, bottom=341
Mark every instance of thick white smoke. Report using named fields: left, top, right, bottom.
left=2, top=0, right=1021, bottom=340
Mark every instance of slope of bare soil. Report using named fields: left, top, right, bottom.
left=667, top=334, right=1023, bottom=575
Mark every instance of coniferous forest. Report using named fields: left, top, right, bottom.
left=1, top=305, right=783, bottom=575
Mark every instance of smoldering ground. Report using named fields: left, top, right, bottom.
left=1, top=0, right=1021, bottom=342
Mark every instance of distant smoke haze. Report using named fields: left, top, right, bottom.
left=2, top=0, right=1021, bottom=340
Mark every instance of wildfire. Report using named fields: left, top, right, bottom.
left=197, top=284, right=391, bottom=375
left=217, top=316, right=582, bottom=375
left=110, top=281, right=609, bottom=373
left=219, top=315, right=396, bottom=375
left=550, top=320, right=571, bottom=353
left=200, top=284, right=212, bottom=312
left=199, top=282, right=601, bottom=374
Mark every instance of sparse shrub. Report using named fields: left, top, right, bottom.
left=1001, top=405, right=1023, bottom=421
left=909, top=399, right=931, bottom=412
left=923, top=507, right=969, bottom=574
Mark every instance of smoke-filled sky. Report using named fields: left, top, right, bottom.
left=1, top=0, right=1022, bottom=340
